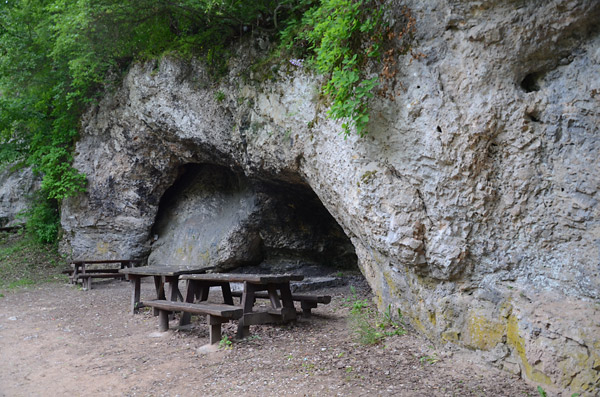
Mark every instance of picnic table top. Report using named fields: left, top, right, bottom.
left=181, top=273, right=304, bottom=284
left=119, top=265, right=210, bottom=277
left=71, top=259, right=141, bottom=265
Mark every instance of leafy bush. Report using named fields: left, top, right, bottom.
left=1, top=0, right=412, bottom=242
left=21, top=194, right=60, bottom=244
left=1, top=0, right=300, bottom=242
left=282, top=1, right=418, bottom=137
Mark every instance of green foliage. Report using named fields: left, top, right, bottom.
left=1, top=0, right=403, bottom=242
left=21, top=193, right=60, bottom=244
left=537, top=386, right=547, bottom=397
left=281, top=0, right=387, bottom=137
left=0, top=0, right=303, bottom=242
left=219, top=335, right=233, bottom=350
left=0, top=230, right=64, bottom=290
left=419, top=354, right=440, bottom=365
left=345, top=286, right=406, bottom=345
left=215, top=90, right=226, bottom=102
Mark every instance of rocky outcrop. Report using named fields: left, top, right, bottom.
left=0, top=164, right=40, bottom=227
left=60, top=0, right=600, bottom=393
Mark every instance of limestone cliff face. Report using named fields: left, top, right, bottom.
left=0, top=165, right=40, bottom=227
left=61, top=0, right=600, bottom=392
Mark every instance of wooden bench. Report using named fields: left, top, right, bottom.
left=230, top=290, right=331, bottom=317
left=67, top=259, right=140, bottom=290
left=77, top=272, right=127, bottom=290
left=64, top=268, right=122, bottom=277
left=141, top=300, right=243, bottom=344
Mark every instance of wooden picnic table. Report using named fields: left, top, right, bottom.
left=179, top=273, right=304, bottom=338
left=119, top=265, right=212, bottom=314
left=69, top=259, right=141, bottom=290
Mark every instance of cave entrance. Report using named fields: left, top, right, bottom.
left=149, top=163, right=359, bottom=286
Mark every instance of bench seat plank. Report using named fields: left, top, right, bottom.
left=230, top=290, right=331, bottom=303
left=229, top=290, right=331, bottom=316
left=76, top=273, right=126, bottom=278
left=142, top=300, right=242, bottom=344
left=142, top=300, right=243, bottom=319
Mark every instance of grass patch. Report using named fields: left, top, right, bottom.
left=345, top=286, right=406, bottom=345
left=0, top=230, right=66, bottom=291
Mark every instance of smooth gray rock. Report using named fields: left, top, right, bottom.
left=147, top=163, right=357, bottom=271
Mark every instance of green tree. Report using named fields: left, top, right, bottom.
left=1, top=0, right=295, bottom=242
left=1, top=0, right=398, bottom=242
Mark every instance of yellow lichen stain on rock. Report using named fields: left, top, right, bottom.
left=408, top=313, right=426, bottom=333
left=441, top=330, right=460, bottom=343
left=566, top=338, right=600, bottom=392
left=375, top=289, right=383, bottom=308
left=569, top=369, right=600, bottom=393
left=382, top=271, right=399, bottom=297
left=199, top=249, right=210, bottom=263
left=428, top=311, right=436, bottom=327
left=415, top=273, right=438, bottom=289
left=506, top=314, right=552, bottom=386
left=96, top=241, right=109, bottom=255
left=466, top=313, right=505, bottom=351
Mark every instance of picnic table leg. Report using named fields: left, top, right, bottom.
left=84, top=276, right=92, bottom=291
left=278, top=282, right=297, bottom=322
left=153, top=276, right=164, bottom=316
left=165, top=276, right=180, bottom=302
left=301, top=301, right=317, bottom=317
left=221, top=282, right=234, bottom=305
left=236, top=282, right=256, bottom=339
left=69, top=263, right=78, bottom=285
left=158, top=309, right=169, bottom=332
left=267, top=284, right=282, bottom=309
left=165, top=276, right=181, bottom=321
left=197, top=281, right=210, bottom=302
left=208, top=315, right=225, bottom=345
left=130, top=276, right=141, bottom=315
left=179, top=280, right=197, bottom=326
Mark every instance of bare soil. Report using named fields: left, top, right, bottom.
left=0, top=277, right=537, bottom=396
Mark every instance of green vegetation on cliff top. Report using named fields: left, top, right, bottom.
left=0, top=0, right=407, bottom=242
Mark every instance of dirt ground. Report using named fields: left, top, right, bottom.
left=0, top=277, right=538, bottom=396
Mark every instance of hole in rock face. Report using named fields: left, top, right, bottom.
left=526, top=111, right=541, bottom=123
left=149, top=163, right=359, bottom=283
left=520, top=72, right=542, bottom=92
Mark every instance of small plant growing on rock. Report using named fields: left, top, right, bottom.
left=346, top=286, right=405, bottom=345
left=215, top=90, right=226, bottom=103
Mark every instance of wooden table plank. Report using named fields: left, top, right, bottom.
left=120, top=265, right=211, bottom=277
left=180, top=273, right=304, bottom=284
left=71, top=259, right=141, bottom=265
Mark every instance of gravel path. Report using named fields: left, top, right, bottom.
left=0, top=278, right=536, bottom=396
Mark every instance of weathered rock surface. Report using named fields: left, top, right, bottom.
left=60, top=0, right=600, bottom=393
left=0, top=164, right=40, bottom=227
left=148, top=163, right=356, bottom=271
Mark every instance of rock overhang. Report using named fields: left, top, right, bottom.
left=60, top=1, right=600, bottom=393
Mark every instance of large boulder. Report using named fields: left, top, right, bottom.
left=61, top=0, right=600, bottom=393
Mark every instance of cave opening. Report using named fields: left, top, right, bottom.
left=149, top=163, right=359, bottom=286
